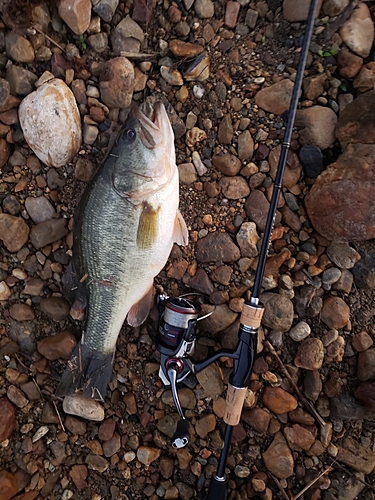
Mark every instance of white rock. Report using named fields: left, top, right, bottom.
left=340, top=3, right=374, bottom=58
left=19, top=78, right=82, bottom=167
left=289, top=321, right=311, bottom=342
left=63, top=393, right=104, bottom=421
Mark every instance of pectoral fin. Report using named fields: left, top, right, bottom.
left=173, top=209, right=189, bottom=246
left=127, top=284, right=154, bottom=327
left=137, top=202, right=160, bottom=249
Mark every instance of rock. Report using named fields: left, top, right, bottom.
left=195, top=0, right=214, bottom=18
left=0, top=78, right=11, bottom=111
left=321, top=296, right=350, bottom=329
left=242, top=408, right=271, bottom=433
left=196, top=232, right=240, bottom=262
left=0, top=471, right=18, bottom=500
left=336, top=91, right=375, bottom=148
left=0, top=398, right=16, bottom=442
left=195, top=414, right=216, bottom=438
left=30, top=218, right=68, bottom=249
left=219, top=176, right=250, bottom=200
left=212, top=153, right=242, bottom=176
left=196, top=364, right=225, bottom=400
left=322, top=267, right=342, bottom=285
left=6, top=65, right=37, bottom=97
left=199, top=304, right=237, bottom=334
left=331, top=393, right=364, bottom=420
left=110, top=15, right=144, bottom=55
left=283, top=0, right=323, bottom=21
left=0, top=138, right=11, bottom=168
left=19, top=79, right=81, bottom=167
left=184, top=52, right=210, bottom=82
left=303, top=73, right=327, bottom=100
left=0, top=282, right=11, bottom=302
left=225, top=1, right=241, bottom=28
left=355, top=382, right=375, bottom=409
left=8, top=320, right=36, bottom=352
left=327, top=243, right=360, bottom=269
left=103, top=433, right=121, bottom=457
left=340, top=3, right=374, bottom=58
left=261, top=293, right=294, bottom=332
left=305, top=144, right=375, bottom=242
left=263, top=386, right=298, bottom=414
left=357, top=348, right=375, bottom=381
left=98, top=418, right=116, bottom=441
left=10, top=303, right=35, bottom=321
left=304, top=370, right=322, bottom=402
left=255, top=79, right=294, bottom=116
left=353, top=64, right=375, bottom=93
left=58, top=0, right=91, bottom=35
left=337, top=437, right=375, bottom=474
left=332, top=268, right=353, bottom=293
left=295, top=106, right=337, bottom=150
left=38, top=331, right=76, bottom=360
left=178, top=163, right=197, bottom=184
left=99, top=57, right=134, bottom=109
left=190, top=268, right=214, bottom=294
left=269, top=146, right=302, bottom=188
left=169, top=39, right=204, bottom=58
left=132, top=0, right=156, bottom=25
left=324, top=0, right=349, bottom=16
left=74, top=157, right=95, bottom=182
left=284, top=424, right=315, bottom=451
left=238, top=130, right=254, bottom=161
left=176, top=482, right=194, bottom=500
left=244, top=190, right=270, bottom=233
left=85, top=454, right=109, bottom=472
left=236, top=222, right=259, bottom=258
left=337, top=48, right=363, bottom=79
left=295, top=338, right=324, bottom=370
left=5, top=32, right=35, bottom=63
left=162, top=388, right=196, bottom=409
left=93, top=0, right=119, bottom=23
left=70, top=465, right=88, bottom=490
left=262, top=432, right=294, bottom=479
left=352, top=248, right=375, bottom=289
left=7, top=385, right=28, bottom=408
left=289, top=321, right=311, bottom=342
left=352, top=331, right=373, bottom=352
left=160, top=66, right=183, bottom=86
left=264, top=248, right=292, bottom=280
left=218, top=114, right=233, bottom=145
left=137, top=446, right=161, bottom=466
left=87, top=32, right=108, bottom=53
left=40, top=297, right=70, bottom=321
left=63, top=394, right=105, bottom=421
left=25, top=196, right=56, bottom=224
left=0, top=214, right=29, bottom=252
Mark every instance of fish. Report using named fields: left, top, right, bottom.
left=56, top=102, right=188, bottom=402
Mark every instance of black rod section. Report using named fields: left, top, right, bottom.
left=251, top=0, right=318, bottom=300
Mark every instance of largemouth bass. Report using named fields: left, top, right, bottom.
left=56, top=102, right=188, bottom=402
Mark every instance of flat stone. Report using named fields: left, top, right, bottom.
left=40, top=297, right=70, bottom=321
left=85, top=454, right=109, bottom=472
left=38, top=331, right=76, bottom=360
left=6, top=65, right=38, bottom=97
left=10, top=303, right=35, bottom=321
left=169, top=39, right=204, bottom=58
left=219, top=176, right=250, bottom=200
left=103, top=433, right=121, bottom=457
left=110, top=15, right=144, bottom=54
left=196, top=231, right=240, bottom=263
left=137, top=446, right=161, bottom=466
left=65, top=416, right=87, bottom=435
left=236, top=222, right=259, bottom=258
left=195, top=0, right=214, bottom=18
left=195, top=414, right=216, bottom=438
left=196, top=363, right=225, bottom=400
left=302, top=73, right=327, bottom=100
left=321, top=296, right=350, bottom=329
left=262, top=386, right=298, bottom=414
left=241, top=408, right=271, bottom=433
left=327, top=242, right=361, bottom=269
left=337, top=48, right=363, bottom=79
left=269, top=146, right=302, bottom=188
left=93, top=0, right=119, bottom=23
left=0, top=214, right=29, bottom=252
left=162, top=388, right=196, bottom=409
left=238, top=130, right=254, bottom=161
left=212, top=153, right=242, bottom=176
left=63, top=394, right=105, bottom=421
left=244, top=190, right=270, bottom=233
left=98, top=418, right=116, bottom=441
left=337, top=437, right=375, bottom=474
left=5, top=32, right=35, bottom=63
left=7, top=385, right=29, bottom=408
left=304, top=370, right=322, bottom=402
left=340, top=2, right=374, bottom=58
left=294, top=338, right=324, bottom=370
left=255, top=79, right=294, bottom=116
left=70, top=464, right=88, bottom=490
left=295, top=106, right=337, bottom=150
left=25, top=196, right=56, bottom=224
left=262, top=432, right=294, bottom=479
left=218, top=114, right=233, bottom=145
left=284, top=424, right=315, bottom=451
left=30, top=218, right=68, bottom=249
left=58, top=0, right=91, bottom=35
left=198, top=303, right=237, bottom=334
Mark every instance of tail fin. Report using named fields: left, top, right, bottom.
left=56, top=341, right=114, bottom=402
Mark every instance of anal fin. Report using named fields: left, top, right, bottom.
left=127, top=284, right=154, bottom=327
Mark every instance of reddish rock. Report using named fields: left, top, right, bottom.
left=212, top=153, right=242, bottom=176
left=269, top=145, right=302, bottom=188
left=30, top=218, right=68, bottom=249
left=357, top=348, right=375, bottom=381
left=190, top=268, right=214, bottom=295
left=264, top=248, right=292, bottom=278
left=0, top=398, right=16, bottom=442
left=10, top=303, right=35, bottom=321
left=58, top=0, right=91, bottom=35
left=352, top=331, right=373, bottom=352
left=0, top=470, right=18, bottom=500
left=354, top=382, right=375, bottom=408
left=241, top=408, right=271, bottom=434
left=294, top=338, right=325, bottom=370
left=132, top=0, right=156, bottom=25
left=169, top=39, right=204, bottom=58
left=0, top=214, right=29, bottom=252
left=69, top=464, right=88, bottom=490
left=195, top=414, right=216, bottom=438
left=137, top=446, right=160, bottom=466
left=37, top=331, right=77, bottom=360
left=99, top=57, right=134, bottom=109
left=305, top=143, right=375, bottom=242
left=284, top=424, right=315, bottom=450
left=225, top=1, right=241, bottom=28
left=336, top=91, right=375, bottom=148
left=102, top=433, right=121, bottom=457
left=295, top=106, right=337, bottom=150
left=196, top=232, right=240, bottom=263
left=321, top=296, right=350, bottom=329
left=262, top=386, right=297, bottom=414
left=123, top=392, right=137, bottom=414
left=262, top=432, right=294, bottom=479
left=0, top=138, right=10, bottom=168
left=283, top=0, right=323, bottom=21
left=255, top=79, right=294, bottom=116
left=98, top=418, right=116, bottom=441
left=337, top=48, right=363, bottom=79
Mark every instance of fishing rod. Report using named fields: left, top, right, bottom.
left=154, top=0, right=318, bottom=497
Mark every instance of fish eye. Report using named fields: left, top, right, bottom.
left=124, top=129, right=136, bottom=142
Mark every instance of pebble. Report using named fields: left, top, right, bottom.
left=0, top=138, right=11, bottom=168
left=352, top=248, right=375, bottom=290
left=195, top=414, right=216, bottom=438
left=10, top=303, right=35, bottom=321
left=194, top=0, right=214, bottom=18
left=295, top=106, right=337, bottom=150
left=65, top=416, right=87, bottom=436
left=331, top=393, right=364, bottom=421
left=321, top=296, right=350, bottom=329
left=354, top=382, right=375, bottom=408
left=63, top=394, right=105, bottom=421
left=137, top=446, right=161, bottom=466
left=322, top=267, right=341, bottom=285
left=25, top=196, right=56, bottom=224
left=357, top=348, right=375, bottom=381
left=7, top=385, right=29, bottom=408
left=0, top=214, right=30, bottom=252
left=352, top=331, right=373, bottom=352
left=236, top=222, right=259, bottom=258
left=93, top=0, right=119, bottom=23
left=70, top=464, right=88, bottom=490
left=58, top=0, right=91, bottom=35
left=327, top=242, right=361, bottom=269
left=245, top=190, right=270, bottom=233
left=184, top=52, right=210, bottom=82
left=238, top=130, right=254, bottom=161
left=337, top=437, right=375, bottom=474
left=289, top=321, right=311, bottom=342
left=299, top=144, right=323, bottom=178
left=185, top=127, right=207, bottom=147
left=6, top=64, right=38, bottom=97
left=242, top=408, right=271, bottom=434
left=338, top=48, right=363, bottom=79
left=169, top=40, right=204, bottom=58
left=196, top=364, right=225, bottom=400
left=5, top=32, right=35, bottom=63
left=262, top=432, right=294, bottom=479
left=261, top=293, right=294, bottom=332
left=192, top=151, right=207, bottom=175
left=219, top=176, right=250, bottom=200
left=38, top=331, right=76, bottom=360
left=30, top=218, right=68, bottom=249
left=294, top=338, right=324, bottom=370
left=262, top=386, right=297, bottom=414
left=99, top=57, right=134, bottom=109
left=255, top=79, right=294, bottom=116
left=0, top=471, right=18, bottom=500
left=196, top=232, right=240, bottom=263
left=103, top=433, right=121, bottom=457
left=212, top=153, right=242, bottom=176
left=85, top=454, right=109, bottom=473
left=218, top=114, right=233, bottom=145
left=0, top=397, right=16, bottom=442
left=284, top=424, right=315, bottom=451
left=162, top=388, right=196, bottom=409
left=199, top=303, right=237, bottom=334
left=340, top=2, right=374, bottom=58
left=160, top=66, right=183, bottom=86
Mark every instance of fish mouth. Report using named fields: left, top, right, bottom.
left=133, top=102, right=169, bottom=149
